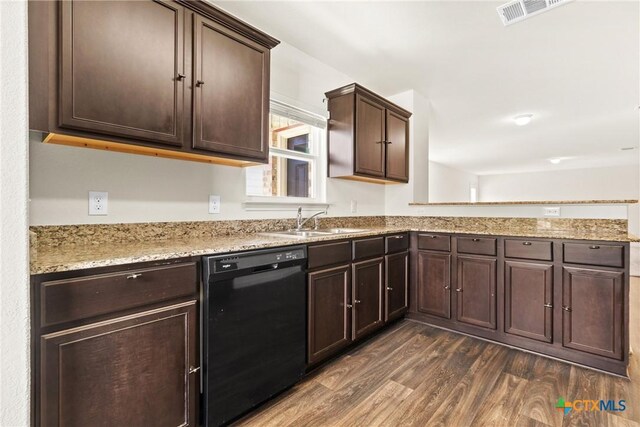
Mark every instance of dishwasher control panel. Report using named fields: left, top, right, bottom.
left=210, top=247, right=306, bottom=274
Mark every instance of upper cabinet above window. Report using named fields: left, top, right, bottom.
left=325, top=83, right=412, bottom=184
left=29, top=0, right=279, bottom=166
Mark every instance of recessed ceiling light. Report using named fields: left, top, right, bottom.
left=548, top=158, right=562, bottom=164
left=513, top=114, right=533, bottom=126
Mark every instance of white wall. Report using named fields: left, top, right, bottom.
left=29, top=42, right=387, bottom=225
left=428, top=161, right=478, bottom=203
left=0, top=1, right=30, bottom=425
left=478, top=165, right=639, bottom=202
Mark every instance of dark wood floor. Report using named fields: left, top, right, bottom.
left=235, top=320, right=639, bottom=427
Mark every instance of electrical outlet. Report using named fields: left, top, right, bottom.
left=209, top=195, right=221, bottom=214
left=89, top=191, right=108, bottom=216
left=543, top=207, right=561, bottom=217
left=350, top=200, right=357, bottom=214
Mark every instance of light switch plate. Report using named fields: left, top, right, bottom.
left=543, top=207, right=561, bottom=217
left=209, top=195, right=221, bottom=214
left=89, top=191, right=108, bottom=215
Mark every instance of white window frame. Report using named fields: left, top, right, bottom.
left=244, top=100, right=328, bottom=210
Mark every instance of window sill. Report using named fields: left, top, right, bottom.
left=243, top=198, right=331, bottom=211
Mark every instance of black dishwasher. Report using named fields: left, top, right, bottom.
left=202, top=246, right=307, bottom=426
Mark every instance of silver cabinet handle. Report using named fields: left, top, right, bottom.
left=430, top=235, right=438, bottom=239
left=387, top=286, right=393, bottom=291
left=354, top=300, right=362, bottom=304
left=444, top=285, right=451, bottom=290
left=126, top=273, right=142, bottom=280
left=522, top=241, right=532, bottom=246
left=394, top=235, right=404, bottom=239
left=386, top=140, right=393, bottom=145
left=589, top=245, right=600, bottom=250
left=188, top=366, right=200, bottom=374
left=472, top=238, right=480, bottom=242
left=196, top=80, right=205, bottom=87
left=562, top=306, right=572, bottom=312
left=346, top=304, right=353, bottom=309
left=455, top=288, right=463, bottom=292
left=176, top=73, right=186, bottom=80
left=544, top=303, right=553, bottom=308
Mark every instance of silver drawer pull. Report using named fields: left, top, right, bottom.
left=430, top=235, right=438, bottom=239
left=522, top=241, right=532, bottom=246
left=544, top=303, right=553, bottom=308
left=126, top=273, right=142, bottom=280
left=589, top=245, right=600, bottom=250
left=394, top=235, right=404, bottom=239
left=472, top=238, right=480, bottom=242
left=188, top=366, right=200, bottom=374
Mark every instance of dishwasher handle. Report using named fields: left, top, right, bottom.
left=252, top=263, right=280, bottom=273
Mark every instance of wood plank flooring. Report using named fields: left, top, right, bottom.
left=235, top=320, right=639, bottom=427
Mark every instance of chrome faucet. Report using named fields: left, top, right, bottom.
left=296, top=206, right=328, bottom=231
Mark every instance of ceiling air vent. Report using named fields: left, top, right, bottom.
left=497, top=0, right=573, bottom=26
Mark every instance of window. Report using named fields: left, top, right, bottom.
left=245, top=100, right=326, bottom=202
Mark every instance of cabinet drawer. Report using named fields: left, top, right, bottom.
left=385, top=233, right=409, bottom=254
left=505, top=239, right=552, bottom=261
left=457, top=237, right=497, bottom=256
left=308, top=241, right=352, bottom=269
left=353, top=237, right=385, bottom=261
left=40, top=262, right=198, bottom=328
left=417, top=234, right=451, bottom=252
left=563, top=243, right=624, bottom=268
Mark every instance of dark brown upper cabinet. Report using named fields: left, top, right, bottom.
left=58, top=0, right=185, bottom=147
left=193, top=14, right=269, bottom=160
left=29, top=0, right=279, bottom=166
left=325, top=83, right=411, bottom=184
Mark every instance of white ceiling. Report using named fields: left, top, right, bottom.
left=215, top=0, right=640, bottom=175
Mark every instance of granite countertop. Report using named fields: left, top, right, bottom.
left=30, top=225, right=638, bottom=275
left=409, top=199, right=639, bottom=206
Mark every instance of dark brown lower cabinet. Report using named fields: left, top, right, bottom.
left=307, top=265, right=352, bottom=365
left=352, top=257, right=384, bottom=340
left=456, top=256, right=497, bottom=330
left=40, top=301, right=198, bottom=427
left=385, top=251, right=409, bottom=322
left=416, top=251, right=451, bottom=319
left=504, top=261, right=553, bottom=343
left=562, top=266, right=624, bottom=360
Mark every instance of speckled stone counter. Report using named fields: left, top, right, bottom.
left=30, top=216, right=638, bottom=274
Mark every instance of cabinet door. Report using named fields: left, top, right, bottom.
left=385, top=110, right=409, bottom=182
left=562, top=267, right=624, bottom=360
left=308, top=265, right=352, bottom=364
left=193, top=14, right=269, bottom=161
left=59, top=0, right=185, bottom=147
left=355, top=95, right=386, bottom=177
left=456, top=256, right=497, bottom=330
left=417, top=251, right=451, bottom=319
left=40, top=301, right=197, bottom=427
left=352, top=257, right=384, bottom=340
left=385, top=251, right=409, bottom=322
left=505, top=261, right=553, bottom=343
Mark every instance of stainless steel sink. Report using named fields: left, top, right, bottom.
left=316, top=228, right=369, bottom=234
left=261, top=228, right=369, bottom=239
